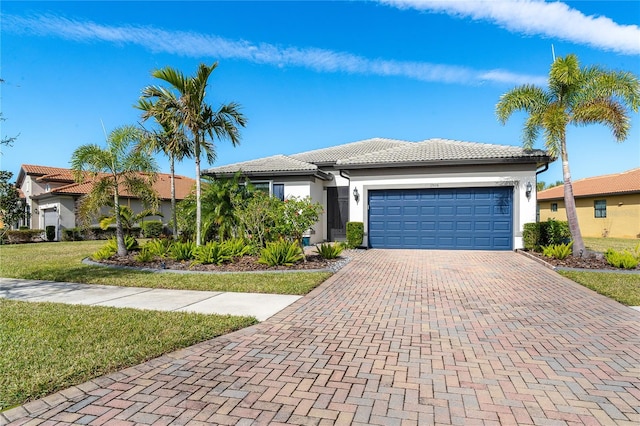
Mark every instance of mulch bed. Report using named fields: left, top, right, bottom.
left=522, top=250, right=640, bottom=271
left=98, top=253, right=345, bottom=272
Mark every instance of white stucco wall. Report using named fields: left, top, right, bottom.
left=348, top=165, right=538, bottom=250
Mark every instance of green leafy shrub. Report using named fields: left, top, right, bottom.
left=195, top=242, right=232, bottom=265
left=315, top=242, right=343, bottom=259
left=544, top=219, right=571, bottom=245
left=221, top=238, right=254, bottom=258
left=522, top=223, right=541, bottom=251
left=346, top=222, right=364, bottom=248
left=4, top=229, right=44, bottom=244
left=143, top=238, right=172, bottom=258
left=141, top=221, right=164, bottom=238
left=604, top=249, right=639, bottom=269
left=258, top=239, right=304, bottom=266
left=91, top=246, right=116, bottom=260
left=135, top=246, right=155, bottom=262
left=62, top=228, right=84, bottom=241
left=45, top=226, right=56, bottom=242
left=541, top=242, right=573, bottom=260
left=170, top=241, right=195, bottom=262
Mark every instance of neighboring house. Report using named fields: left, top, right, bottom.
left=537, top=168, right=640, bottom=239
left=16, top=164, right=195, bottom=240
left=204, top=138, right=551, bottom=250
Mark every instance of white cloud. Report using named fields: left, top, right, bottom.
left=382, top=0, right=640, bottom=55
left=3, top=13, right=546, bottom=86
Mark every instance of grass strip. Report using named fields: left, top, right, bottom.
left=0, top=299, right=257, bottom=411
left=0, top=241, right=331, bottom=295
left=558, top=270, right=640, bottom=306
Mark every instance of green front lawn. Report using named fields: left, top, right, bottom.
left=584, top=237, right=640, bottom=253
left=0, top=299, right=257, bottom=411
left=0, top=240, right=331, bottom=295
left=558, top=270, right=640, bottom=306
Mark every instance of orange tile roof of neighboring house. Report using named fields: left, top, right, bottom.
left=21, top=164, right=73, bottom=176
left=22, top=164, right=195, bottom=201
left=538, top=168, right=640, bottom=200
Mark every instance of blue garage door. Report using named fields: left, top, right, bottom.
left=368, top=187, right=513, bottom=250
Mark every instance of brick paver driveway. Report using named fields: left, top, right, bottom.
left=3, top=250, right=639, bottom=425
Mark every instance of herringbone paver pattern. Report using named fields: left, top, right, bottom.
left=2, top=250, right=639, bottom=425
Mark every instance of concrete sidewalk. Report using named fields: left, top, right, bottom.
left=0, top=278, right=301, bottom=321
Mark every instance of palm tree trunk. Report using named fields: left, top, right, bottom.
left=170, top=156, right=177, bottom=240
left=113, top=191, right=127, bottom=256
left=195, top=136, right=202, bottom=246
left=560, top=137, right=586, bottom=257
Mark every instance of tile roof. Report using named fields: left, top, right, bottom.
left=291, top=138, right=411, bottom=164
left=204, top=155, right=320, bottom=175
left=203, top=137, right=550, bottom=176
left=23, top=164, right=195, bottom=201
left=538, top=168, right=640, bottom=200
left=336, top=138, right=548, bottom=167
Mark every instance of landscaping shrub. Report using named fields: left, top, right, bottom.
left=541, top=242, right=573, bottom=260
left=522, top=223, right=541, bottom=251
left=315, top=242, right=343, bottom=259
left=91, top=236, right=139, bottom=260
left=523, top=219, right=571, bottom=251
left=195, top=241, right=232, bottom=265
left=221, top=238, right=254, bottom=258
left=604, top=249, right=639, bottom=269
left=135, top=246, right=155, bottom=262
left=143, top=238, right=172, bottom=258
left=4, top=229, right=44, bottom=244
left=45, top=226, right=56, bottom=242
left=346, top=222, right=364, bottom=248
left=141, top=220, right=163, bottom=238
left=62, top=227, right=84, bottom=241
left=258, top=239, right=304, bottom=266
left=170, top=241, right=196, bottom=262
left=544, top=219, right=571, bottom=246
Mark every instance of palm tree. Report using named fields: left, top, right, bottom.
left=140, top=63, right=247, bottom=245
left=496, top=54, right=639, bottom=256
left=137, top=98, right=193, bottom=239
left=71, top=125, right=159, bottom=256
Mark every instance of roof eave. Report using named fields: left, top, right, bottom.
left=205, top=169, right=333, bottom=181
left=335, top=156, right=552, bottom=170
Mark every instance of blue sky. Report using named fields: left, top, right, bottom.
left=1, top=0, right=639, bottom=186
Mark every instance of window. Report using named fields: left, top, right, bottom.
left=273, top=184, right=285, bottom=201
left=551, top=203, right=558, bottom=212
left=250, top=181, right=285, bottom=200
left=594, top=200, right=607, bottom=218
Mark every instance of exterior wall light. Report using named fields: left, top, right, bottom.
left=353, top=187, right=360, bottom=204
left=525, top=181, right=533, bottom=200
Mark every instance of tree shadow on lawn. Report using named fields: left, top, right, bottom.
left=19, top=264, right=151, bottom=284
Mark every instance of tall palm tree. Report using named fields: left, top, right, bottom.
left=71, top=125, right=159, bottom=256
left=140, top=62, right=247, bottom=245
left=496, top=54, right=639, bottom=256
left=137, top=98, right=193, bottom=239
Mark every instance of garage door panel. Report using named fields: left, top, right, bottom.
left=368, top=187, right=512, bottom=250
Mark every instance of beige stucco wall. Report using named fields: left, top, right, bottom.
left=538, top=193, right=640, bottom=238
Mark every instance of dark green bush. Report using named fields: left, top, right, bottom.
left=62, top=228, right=84, bottom=241
left=346, top=222, right=364, bottom=248
left=523, top=219, right=571, bottom=252
left=4, top=229, right=44, bottom=244
left=522, top=223, right=541, bottom=251
left=45, top=226, right=56, bottom=242
left=141, top=221, right=163, bottom=238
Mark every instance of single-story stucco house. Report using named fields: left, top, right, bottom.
left=538, top=168, right=640, bottom=239
left=16, top=164, right=195, bottom=240
left=204, top=138, right=551, bottom=250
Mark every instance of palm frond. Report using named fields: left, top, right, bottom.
left=573, top=98, right=630, bottom=141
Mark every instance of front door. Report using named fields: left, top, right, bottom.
left=326, top=186, right=349, bottom=241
